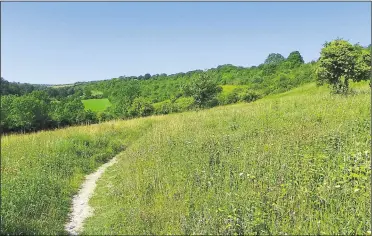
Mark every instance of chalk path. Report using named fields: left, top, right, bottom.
left=65, top=156, right=118, bottom=235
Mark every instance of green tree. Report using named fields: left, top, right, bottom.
left=128, top=97, right=154, bottom=117
left=264, top=53, right=285, bottom=65
left=183, top=74, right=222, bottom=108
left=8, top=95, right=49, bottom=132
left=286, top=51, right=304, bottom=68
left=0, top=95, right=16, bottom=132
left=109, top=81, right=141, bottom=118
left=317, top=39, right=371, bottom=93
left=64, top=98, right=86, bottom=124
left=84, top=89, right=92, bottom=99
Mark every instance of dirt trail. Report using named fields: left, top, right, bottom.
left=65, top=156, right=118, bottom=235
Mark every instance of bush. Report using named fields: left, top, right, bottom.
left=97, top=112, right=110, bottom=122
left=153, top=100, right=173, bottom=115
left=84, top=110, right=98, bottom=124
left=226, top=90, right=240, bottom=104
left=129, top=97, right=154, bottom=117
left=174, top=97, right=195, bottom=112
left=182, top=74, right=222, bottom=108
left=240, top=90, right=262, bottom=103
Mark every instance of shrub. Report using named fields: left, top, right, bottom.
left=153, top=100, right=173, bottom=115
left=182, top=74, right=222, bottom=108
left=174, top=97, right=195, bottom=112
left=226, top=90, right=240, bottom=104
left=129, top=97, right=154, bottom=117
left=240, top=90, right=262, bottom=103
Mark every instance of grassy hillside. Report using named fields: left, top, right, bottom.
left=1, top=82, right=370, bottom=235
left=220, top=85, right=248, bottom=94
left=82, top=98, right=112, bottom=112
left=1, top=117, right=160, bottom=235
left=83, top=82, right=370, bottom=235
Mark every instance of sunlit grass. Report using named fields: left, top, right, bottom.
left=221, top=85, right=248, bottom=95
left=2, top=82, right=370, bottom=235
left=82, top=98, right=112, bottom=112
left=83, top=82, right=370, bottom=235
left=1, top=117, right=160, bottom=235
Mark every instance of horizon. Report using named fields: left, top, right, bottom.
left=2, top=2, right=371, bottom=84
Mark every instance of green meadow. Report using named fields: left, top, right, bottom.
left=82, top=98, right=112, bottom=112
left=81, top=82, right=370, bottom=235
left=2, top=82, right=369, bottom=235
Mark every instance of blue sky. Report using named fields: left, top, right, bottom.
left=1, top=2, right=370, bottom=84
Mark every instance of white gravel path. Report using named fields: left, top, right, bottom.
left=65, top=156, right=118, bottom=235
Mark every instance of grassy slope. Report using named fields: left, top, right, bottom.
left=83, top=82, right=370, bottom=235
left=221, top=85, right=248, bottom=94
left=82, top=98, right=112, bottom=112
left=1, top=117, right=161, bottom=235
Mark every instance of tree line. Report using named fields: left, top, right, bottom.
left=1, top=39, right=370, bottom=134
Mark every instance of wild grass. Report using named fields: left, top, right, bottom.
left=83, top=82, right=371, bottom=235
left=82, top=98, right=112, bottom=112
left=221, top=85, right=248, bottom=95
left=2, top=82, right=370, bottom=235
left=0, top=117, right=159, bottom=235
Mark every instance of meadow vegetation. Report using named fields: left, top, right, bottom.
left=83, top=82, right=370, bottom=235
left=1, top=117, right=159, bottom=235
left=0, top=39, right=370, bottom=235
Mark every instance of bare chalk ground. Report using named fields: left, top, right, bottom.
left=65, top=156, right=118, bottom=235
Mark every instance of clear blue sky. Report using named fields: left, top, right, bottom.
left=1, top=2, right=370, bottom=84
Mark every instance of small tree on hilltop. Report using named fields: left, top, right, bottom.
left=317, top=39, right=371, bottom=93
left=264, top=53, right=285, bottom=65
left=285, top=51, right=304, bottom=68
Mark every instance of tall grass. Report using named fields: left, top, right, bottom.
left=1, top=117, right=158, bottom=235
left=2, top=82, right=370, bottom=235
left=83, top=82, right=370, bottom=235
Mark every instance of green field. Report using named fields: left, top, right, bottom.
left=221, top=85, right=248, bottom=95
left=2, top=82, right=370, bottom=235
left=82, top=98, right=112, bottom=112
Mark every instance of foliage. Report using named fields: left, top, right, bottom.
left=183, top=74, right=222, bottom=108
left=171, top=97, right=194, bottom=112
left=264, top=53, right=285, bottom=65
left=129, top=97, right=154, bottom=117
left=317, top=39, right=371, bottom=93
left=240, top=89, right=262, bottom=102
left=153, top=100, right=174, bottom=115
left=2, top=42, right=368, bottom=134
left=285, top=51, right=305, bottom=68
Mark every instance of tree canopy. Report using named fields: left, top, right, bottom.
left=317, top=39, right=371, bottom=93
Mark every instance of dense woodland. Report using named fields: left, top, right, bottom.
left=1, top=40, right=370, bottom=134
